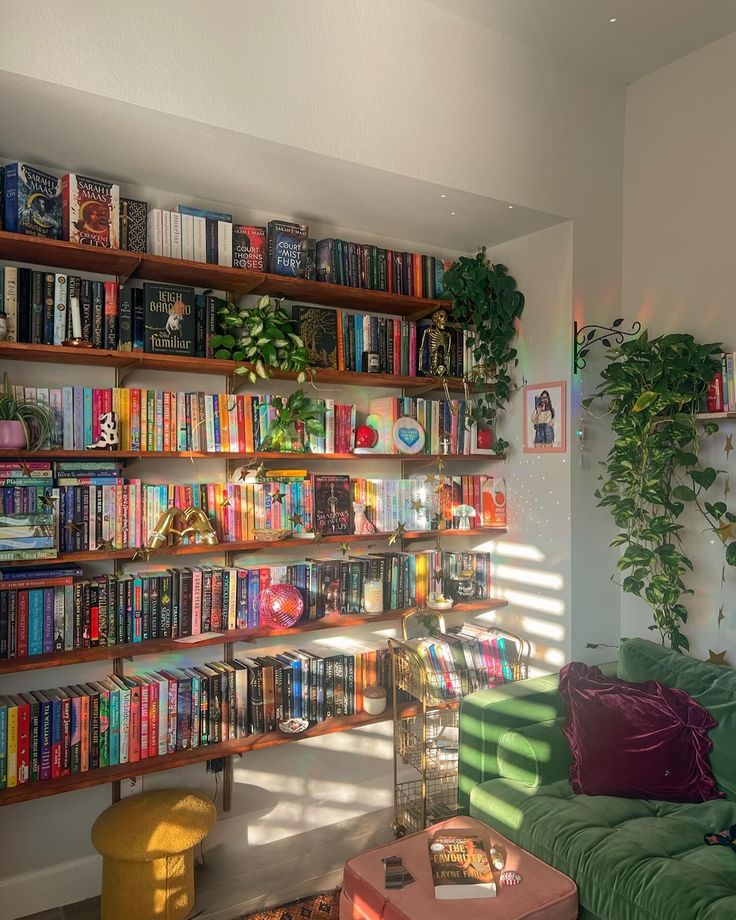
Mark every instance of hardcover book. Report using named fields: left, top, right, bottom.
left=292, top=306, right=338, bottom=369
left=232, top=225, right=266, bottom=271
left=313, top=474, right=351, bottom=535
left=143, top=283, right=196, bottom=356
left=316, top=239, right=336, bottom=283
left=4, top=163, right=63, bottom=239
left=120, top=198, right=148, bottom=252
left=428, top=832, right=496, bottom=899
left=266, top=220, right=308, bottom=278
left=62, top=174, right=120, bottom=248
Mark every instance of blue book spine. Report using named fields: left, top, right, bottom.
left=73, top=387, right=84, bottom=450
left=133, top=577, right=143, bottom=642
left=355, top=316, right=363, bottom=370
left=247, top=570, right=259, bottom=628
left=212, top=395, right=221, bottom=450
left=83, top=388, right=93, bottom=449
left=28, top=589, right=44, bottom=656
left=4, top=163, right=19, bottom=233
left=177, top=204, right=232, bottom=222
left=42, top=587, right=54, bottom=654
left=292, top=661, right=302, bottom=718
left=50, top=697, right=62, bottom=766
left=109, top=688, right=120, bottom=765
left=0, top=702, right=7, bottom=788
left=38, top=696, right=51, bottom=780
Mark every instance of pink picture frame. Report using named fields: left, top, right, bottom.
left=523, top=380, right=567, bottom=453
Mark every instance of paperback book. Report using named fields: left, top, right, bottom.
left=313, top=475, right=351, bottom=535
left=266, top=220, right=308, bottom=278
left=3, top=163, right=63, bottom=239
left=62, top=174, right=120, bottom=248
left=120, top=198, right=148, bottom=252
left=143, top=283, right=196, bottom=356
left=428, top=832, right=496, bottom=899
left=232, top=225, right=266, bottom=271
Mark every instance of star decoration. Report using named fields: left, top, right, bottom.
left=220, top=496, right=232, bottom=509
left=388, top=522, right=407, bottom=546
left=272, top=492, right=286, bottom=504
left=237, top=462, right=265, bottom=482
left=707, top=649, right=729, bottom=666
left=97, top=538, right=115, bottom=552
left=718, top=605, right=725, bottom=625
left=21, top=462, right=33, bottom=477
left=436, top=457, right=446, bottom=473
left=64, top=520, right=83, bottom=535
left=290, top=512, right=303, bottom=528
left=713, top=520, right=736, bottom=544
left=311, top=528, right=324, bottom=545
left=726, top=435, right=734, bottom=459
left=40, top=491, right=58, bottom=509
left=340, top=542, right=350, bottom=557
left=410, top=498, right=425, bottom=513
left=132, top=544, right=152, bottom=562
left=726, top=478, right=732, bottom=498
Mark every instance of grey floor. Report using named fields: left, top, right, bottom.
left=19, top=808, right=395, bottom=920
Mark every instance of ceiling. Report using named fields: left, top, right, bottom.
left=0, top=71, right=564, bottom=255
left=427, top=0, right=736, bottom=83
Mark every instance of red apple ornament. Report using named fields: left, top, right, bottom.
left=355, top=424, right=378, bottom=449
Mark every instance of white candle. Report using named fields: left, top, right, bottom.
left=363, top=579, right=384, bottom=614
left=70, top=296, right=82, bottom=339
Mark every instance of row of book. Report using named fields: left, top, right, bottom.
left=0, top=465, right=500, bottom=558
left=0, top=268, right=222, bottom=359
left=407, top=624, right=520, bottom=700
left=0, top=646, right=398, bottom=789
left=11, top=384, right=482, bottom=456
left=0, top=551, right=492, bottom=659
left=291, top=305, right=477, bottom=379
left=0, top=163, right=451, bottom=295
left=705, top=355, right=736, bottom=413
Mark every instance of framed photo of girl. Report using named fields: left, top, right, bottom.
left=523, top=381, right=566, bottom=453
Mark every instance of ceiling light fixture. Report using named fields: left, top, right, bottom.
left=609, top=17, right=617, bottom=22
left=450, top=211, right=455, bottom=215
left=508, top=205, right=514, bottom=209
left=441, top=194, right=446, bottom=198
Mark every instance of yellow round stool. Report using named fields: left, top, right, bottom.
left=91, top=788, right=217, bottom=920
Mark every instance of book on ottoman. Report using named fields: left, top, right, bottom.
left=428, top=831, right=496, bottom=899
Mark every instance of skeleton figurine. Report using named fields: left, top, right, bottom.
left=420, top=308, right=453, bottom=378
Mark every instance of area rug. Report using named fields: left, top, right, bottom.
left=239, top=889, right=340, bottom=920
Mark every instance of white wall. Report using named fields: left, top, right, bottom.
left=0, top=2, right=628, bottom=914
left=622, top=30, right=736, bottom=660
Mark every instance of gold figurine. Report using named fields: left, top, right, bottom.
left=180, top=506, right=219, bottom=545
left=420, top=308, right=453, bottom=378
left=146, top=506, right=183, bottom=549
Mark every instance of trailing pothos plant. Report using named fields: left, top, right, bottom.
left=210, top=294, right=311, bottom=384
left=442, top=250, right=525, bottom=453
left=584, top=331, right=736, bottom=652
left=262, top=389, right=326, bottom=452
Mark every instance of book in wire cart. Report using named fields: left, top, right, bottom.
left=388, top=615, right=529, bottom=837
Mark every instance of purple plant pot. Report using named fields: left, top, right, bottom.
left=0, top=420, right=28, bottom=449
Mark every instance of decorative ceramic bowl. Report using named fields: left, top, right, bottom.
left=278, top=717, right=309, bottom=735
left=253, top=528, right=292, bottom=542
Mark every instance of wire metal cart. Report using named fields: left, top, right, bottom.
left=388, top=611, right=529, bottom=836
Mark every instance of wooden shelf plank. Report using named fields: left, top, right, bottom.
left=0, top=702, right=421, bottom=806
left=695, top=412, right=736, bottom=420
left=0, top=449, right=501, bottom=462
left=0, top=600, right=507, bottom=674
left=0, top=527, right=506, bottom=567
left=0, top=342, right=465, bottom=391
left=0, top=231, right=451, bottom=316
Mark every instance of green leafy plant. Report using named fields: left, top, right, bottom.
left=0, top=373, right=56, bottom=451
left=262, top=389, right=326, bottom=452
left=585, top=331, right=736, bottom=651
left=210, top=294, right=310, bottom=384
left=442, top=251, right=525, bottom=453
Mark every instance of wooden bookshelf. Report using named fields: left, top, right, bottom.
left=695, top=411, right=736, bottom=420
left=0, top=341, right=466, bottom=392
left=0, top=449, right=501, bottom=462
left=0, top=526, right=507, bottom=567
left=0, top=230, right=450, bottom=317
left=0, top=701, right=422, bottom=806
left=0, top=599, right=508, bottom=674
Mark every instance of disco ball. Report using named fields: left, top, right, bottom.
left=258, top=583, right=304, bottom=628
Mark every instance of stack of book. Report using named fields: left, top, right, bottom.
left=368, top=395, right=475, bottom=454
left=0, top=646, right=397, bottom=788
left=0, top=464, right=58, bottom=562
left=414, top=551, right=493, bottom=609
left=705, top=356, right=736, bottom=413
left=0, top=553, right=420, bottom=659
left=315, top=239, right=451, bottom=298
left=148, top=205, right=232, bottom=265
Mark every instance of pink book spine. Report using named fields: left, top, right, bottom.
left=140, top=681, right=150, bottom=759
left=191, top=569, right=202, bottom=634
left=92, top=390, right=102, bottom=443
left=148, top=680, right=158, bottom=758
left=409, top=324, right=417, bottom=376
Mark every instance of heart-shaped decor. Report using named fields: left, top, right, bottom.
left=392, top=417, right=425, bottom=454
left=398, top=427, right=419, bottom=447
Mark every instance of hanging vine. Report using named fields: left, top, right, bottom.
left=585, top=331, right=736, bottom=651
left=443, top=250, right=525, bottom=453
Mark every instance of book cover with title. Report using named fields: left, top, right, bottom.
left=143, top=282, right=195, bottom=356
left=312, top=474, right=351, bottom=535
left=232, top=225, right=266, bottom=271
left=428, top=831, right=496, bottom=899
left=120, top=198, right=148, bottom=252
left=266, top=220, right=308, bottom=278
left=4, top=163, right=63, bottom=239
left=62, top=174, right=120, bottom=248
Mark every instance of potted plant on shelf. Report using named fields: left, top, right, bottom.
left=0, top=374, right=56, bottom=450
left=209, top=294, right=311, bottom=384
left=261, top=390, right=326, bottom=452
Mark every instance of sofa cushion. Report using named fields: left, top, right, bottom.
left=470, top=777, right=736, bottom=920
left=618, top=638, right=736, bottom=800
left=496, top=717, right=572, bottom=787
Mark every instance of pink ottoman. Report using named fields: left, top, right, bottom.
left=341, top=816, right=577, bottom=920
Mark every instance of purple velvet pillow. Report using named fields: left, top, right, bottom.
left=559, top=661, right=723, bottom=802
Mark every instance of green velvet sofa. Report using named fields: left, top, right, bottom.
left=458, top=638, right=736, bottom=920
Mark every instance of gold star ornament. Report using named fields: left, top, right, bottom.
left=410, top=498, right=425, bottom=513
left=272, top=492, right=286, bottom=504
left=713, top=521, right=736, bottom=544
left=388, top=522, right=407, bottom=546
left=40, top=491, right=58, bottom=509
left=707, top=649, right=729, bottom=666
left=340, top=542, right=350, bottom=557
left=311, top=528, right=324, bottom=545
left=725, top=434, right=734, bottom=459
left=132, top=544, right=152, bottom=562
left=290, top=512, right=303, bottom=528
left=97, top=539, right=115, bottom=552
